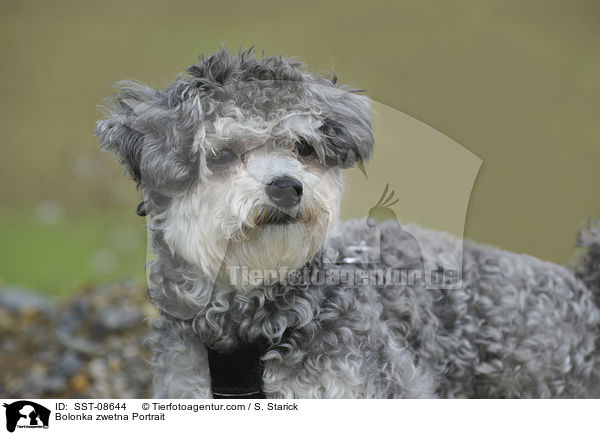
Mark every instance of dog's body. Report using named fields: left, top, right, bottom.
left=96, top=48, right=600, bottom=398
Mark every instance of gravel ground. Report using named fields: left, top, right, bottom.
left=0, top=283, right=157, bottom=398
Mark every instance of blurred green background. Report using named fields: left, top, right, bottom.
left=1, top=0, right=599, bottom=298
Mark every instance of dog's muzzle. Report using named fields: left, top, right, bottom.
left=247, top=176, right=318, bottom=228
left=265, top=176, right=303, bottom=208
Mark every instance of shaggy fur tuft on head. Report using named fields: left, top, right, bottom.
left=95, top=47, right=373, bottom=190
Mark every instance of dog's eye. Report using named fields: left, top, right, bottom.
left=296, top=139, right=314, bottom=157
left=208, top=148, right=237, bottom=166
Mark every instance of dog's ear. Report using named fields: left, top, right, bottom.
left=96, top=80, right=201, bottom=195
left=95, top=117, right=144, bottom=185
left=94, top=81, right=161, bottom=186
left=318, top=88, right=374, bottom=169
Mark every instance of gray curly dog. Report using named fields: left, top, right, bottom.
left=95, top=48, right=600, bottom=398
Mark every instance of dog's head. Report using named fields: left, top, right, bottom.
left=96, top=48, right=373, bottom=291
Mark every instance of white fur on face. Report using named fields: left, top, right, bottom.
left=162, top=118, right=344, bottom=291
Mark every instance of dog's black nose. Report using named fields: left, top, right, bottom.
left=266, top=176, right=303, bottom=208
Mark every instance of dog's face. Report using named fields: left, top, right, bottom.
left=164, top=104, right=345, bottom=286
left=96, top=49, right=373, bottom=290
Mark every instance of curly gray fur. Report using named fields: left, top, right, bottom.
left=97, top=48, right=600, bottom=398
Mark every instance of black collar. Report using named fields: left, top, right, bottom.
left=206, top=340, right=267, bottom=399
